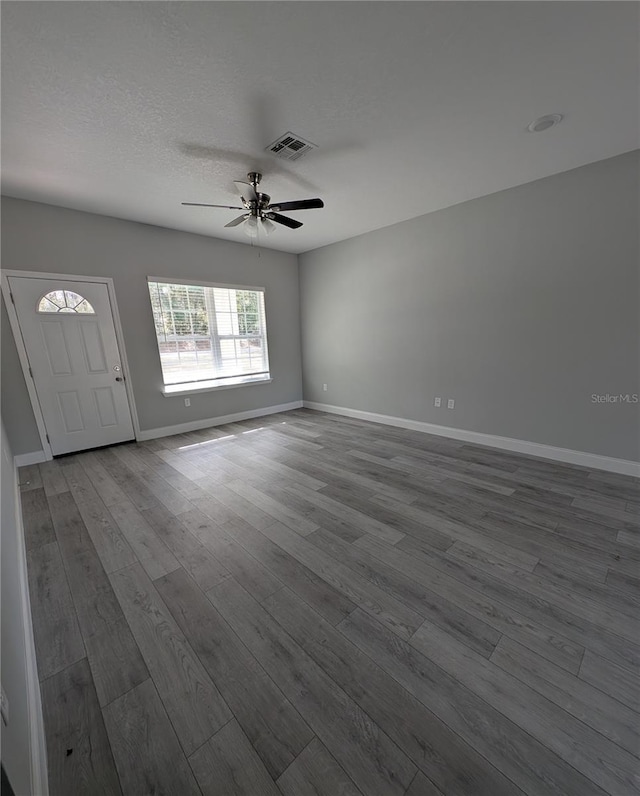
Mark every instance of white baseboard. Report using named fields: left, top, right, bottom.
left=303, top=401, right=640, bottom=478
left=137, top=400, right=304, bottom=441
left=14, top=450, right=48, bottom=467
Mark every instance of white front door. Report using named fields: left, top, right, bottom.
left=8, top=276, right=135, bottom=455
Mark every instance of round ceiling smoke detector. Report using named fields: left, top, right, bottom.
left=527, top=114, right=563, bottom=133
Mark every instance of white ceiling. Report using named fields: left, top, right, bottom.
left=2, top=2, right=638, bottom=254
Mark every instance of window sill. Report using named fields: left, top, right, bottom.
left=162, top=375, right=272, bottom=397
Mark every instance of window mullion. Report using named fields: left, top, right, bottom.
left=205, top=289, right=222, bottom=374
left=186, top=285, right=200, bottom=375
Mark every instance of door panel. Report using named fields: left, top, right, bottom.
left=93, top=387, right=118, bottom=427
left=58, top=391, right=85, bottom=433
left=8, top=277, right=135, bottom=455
left=79, top=323, right=109, bottom=373
left=42, top=320, right=73, bottom=374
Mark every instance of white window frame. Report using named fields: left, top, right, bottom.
left=147, top=277, right=271, bottom=396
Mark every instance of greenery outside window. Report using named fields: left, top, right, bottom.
left=147, top=279, right=270, bottom=392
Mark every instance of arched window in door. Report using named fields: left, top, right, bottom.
left=37, top=290, right=95, bottom=314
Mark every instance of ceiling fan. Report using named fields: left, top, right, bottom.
left=182, top=172, right=324, bottom=236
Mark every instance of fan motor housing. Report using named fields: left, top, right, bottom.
left=246, top=193, right=270, bottom=217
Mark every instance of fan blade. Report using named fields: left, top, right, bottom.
left=182, top=202, right=244, bottom=209
left=234, top=181, right=258, bottom=204
left=269, top=212, right=303, bottom=229
left=269, top=198, right=324, bottom=212
left=224, top=214, right=249, bottom=228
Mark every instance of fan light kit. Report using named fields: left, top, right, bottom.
left=527, top=114, right=563, bottom=133
left=182, top=172, right=324, bottom=237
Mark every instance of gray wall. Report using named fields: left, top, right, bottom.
left=1, top=421, right=46, bottom=795
left=299, top=150, right=640, bottom=462
left=1, top=198, right=302, bottom=455
left=1, top=296, right=42, bottom=453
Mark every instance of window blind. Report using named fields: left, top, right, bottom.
left=148, top=281, right=269, bottom=386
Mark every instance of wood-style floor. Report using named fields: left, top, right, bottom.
left=19, top=409, right=640, bottom=796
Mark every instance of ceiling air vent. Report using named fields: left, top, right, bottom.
left=266, top=132, right=317, bottom=161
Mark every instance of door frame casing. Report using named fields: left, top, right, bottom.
left=2, top=270, right=141, bottom=460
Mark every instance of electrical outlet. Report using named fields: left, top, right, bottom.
left=434, top=397, right=441, bottom=407
left=184, top=398, right=191, bottom=407
left=322, top=383, right=328, bottom=392
left=447, top=398, right=455, bottom=409
left=1, top=684, right=9, bottom=726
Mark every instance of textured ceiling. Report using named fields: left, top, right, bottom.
left=2, top=2, right=638, bottom=254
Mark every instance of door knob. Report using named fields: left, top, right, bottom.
left=115, top=376, right=123, bottom=382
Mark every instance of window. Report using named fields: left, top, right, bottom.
left=38, top=290, right=95, bottom=314
left=147, top=279, right=270, bottom=391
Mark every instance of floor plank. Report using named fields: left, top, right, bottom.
left=285, top=482, right=406, bottom=543
left=19, top=486, right=56, bottom=550
left=255, top=480, right=367, bottom=542
left=258, top=520, right=423, bottom=639
left=95, top=449, right=159, bottom=511
left=276, top=737, right=364, bottom=796
left=358, top=533, right=586, bottom=674
left=178, top=507, right=284, bottom=601
left=73, top=494, right=138, bottom=574
left=533, top=559, right=639, bottom=619
left=27, top=541, right=85, bottom=680
left=140, top=502, right=231, bottom=591
left=39, top=460, right=70, bottom=497
left=223, top=515, right=357, bottom=625
left=490, top=636, right=640, bottom=756
left=309, top=527, right=502, bottom=656
left=111, top=445, right=195, bottom=514
left=410, top=617, right=639, bottom=795
left=208, top=577, right=417, bottom=796
left=604, top=568, right=640, bottom=601
left=47, top=492, right=148, bottom=706
left=271, top=445, right=421, bottom=504
left=339, top=609, right=607, bottom=796
left=103, top=678, right=201, bottom=796
left=405, top=771, right=446, bottom=795
left=200, top=481, right=278, bottom=530
left=226, top=479, right=322, bottom=536
left=444, top=535, right=638, bottom=641
left=264, top=587, right=522, bottom=796
left=376, top=494, right=539, bottom=569
left=579, top=650, right=640, bottom=711
left=217, top=444, right=328, bottom=492
left=80, top=453, right=129, bottom=506
left=107, top=498, right=181, bottom=580
left=18, top=462, right=43, bottom=491
left=63, top=459, right=138, bottom=572
left=155, top=566, right=313, bottom=779
left=377, top=532, right=640, bottom=673
left=109, top=562, right=232, bottom=754
left=41, top=659, right=121, bottom=796
left=189, top=718, right=281, bottom=796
